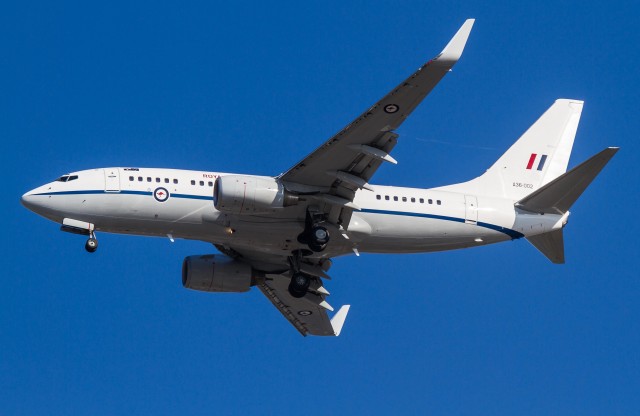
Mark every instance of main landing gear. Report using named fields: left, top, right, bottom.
left=288, top=271, right=311, bottom=298
left=286, top=245, right=333, bottom=298
left=85, top=233, right=98, bottom=253
left=297, top=208, right=330, bottom=252
left=288, top=208, right=331, bottom=298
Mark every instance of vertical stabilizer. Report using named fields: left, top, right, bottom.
left=439, top=99, right=584, bottom=200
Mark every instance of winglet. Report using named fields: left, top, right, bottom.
left=330, top=305, right=351, bottom=336
left=435, top=19, right=475, bottom=64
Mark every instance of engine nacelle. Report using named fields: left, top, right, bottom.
left=214, top=175, right=298, bottom=214
left=182, top=254, right=252, bottom=293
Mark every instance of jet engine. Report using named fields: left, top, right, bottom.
left=213, top=175, right=298, bottom=214
left=182, top=254, right=253, bottom=293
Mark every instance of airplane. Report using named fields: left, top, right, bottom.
left=21, top=19, right=618, bottom=336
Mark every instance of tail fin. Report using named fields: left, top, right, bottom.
left=440, top=99, right=584, bottom=200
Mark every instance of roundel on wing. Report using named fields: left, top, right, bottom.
left=154, top=187, right=170, bottom=202
left=384, top=104, right=399, bottom=113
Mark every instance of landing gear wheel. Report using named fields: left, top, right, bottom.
left=310, top=225, right=330, bottom=246
left=288, top=272, right=310, bottom=298
left=85, top=237, right=98, bottom=253
left=297, top=209, right=331, bottom=253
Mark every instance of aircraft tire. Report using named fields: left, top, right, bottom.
left=310, top=226, right=330, bottom=246
left=85, top=238, right=98, bottom=253
left=288, top=272, right=310, bottom=298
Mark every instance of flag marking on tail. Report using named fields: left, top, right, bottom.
left=537, top=155, right=547, bottom=171
left=526, top=153, right=548, bottom=171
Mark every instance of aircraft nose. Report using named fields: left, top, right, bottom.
left=21, top=190, right=37, bottom=210
left=21, top=187, right=48, bottom=213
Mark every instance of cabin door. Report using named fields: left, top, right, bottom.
left=104, top=168, right=121, bottom=192
left=464, top=195, right=478, bottom=224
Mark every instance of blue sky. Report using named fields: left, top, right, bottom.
left=2, top=1, right=638, bottom=415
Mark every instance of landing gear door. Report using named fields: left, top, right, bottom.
left=104, top=168, right=121, bottom=192
left=464, top=195, right=478, bottom=224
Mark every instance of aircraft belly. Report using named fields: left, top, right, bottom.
left=356, top=212, right=510, bottom=253
left=88, top=198, right=309, bottom=255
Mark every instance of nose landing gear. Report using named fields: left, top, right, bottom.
left=59, top=219, right=98, bottom=253
left=85, top=233, right=98, bottom=253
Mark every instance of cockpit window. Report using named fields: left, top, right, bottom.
left=55, top=175, right=79, bottom=182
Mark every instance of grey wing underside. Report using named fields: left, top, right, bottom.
left=259, top=274, right=349, bottom=337
left=216, top=244, right=347, bottom=336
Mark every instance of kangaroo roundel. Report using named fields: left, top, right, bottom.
left=154, top=187, right=170, bottom=202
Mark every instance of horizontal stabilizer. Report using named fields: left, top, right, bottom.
left=527, top=229, right=565, bottom=264
left=516, top=147, right=619, bottom=214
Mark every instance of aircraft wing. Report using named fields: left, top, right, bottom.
left=259, top=273, right=350, bottom=336
left=279, top=19, right=474, bottom=224
left=214, top=244, right=348, bottom=336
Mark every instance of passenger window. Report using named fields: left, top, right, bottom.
left=164, top=178, right=169, bottom=183
left=208, top=181, right=213, bottom=187
left=376, top=195, right=381, bottom=200
left=173, top=179, right=178, bottom=184
left=393, top=196, right=398, bottom=201
left=156, top=178, right=161, bottom=183
left=411, top=197, right=415, bottom=203
left=191, top=180, right=195, bottom=185
left=402, top=197, right=407, bottom=202
left=428, top=199, right=433, bottom=204
left=437, top=200, right=441, bottom=205
left=147, top=177, right=152, bottom=182
left=385, top=195, right=390, bottom=201
left=199, top=181, right=204, bottom=186
left=138, top=177, right=143, bottom=182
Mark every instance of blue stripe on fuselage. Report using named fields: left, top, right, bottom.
left=360, top=208, right=523, bottom=239
left=33, top=190, right=214, bottom=200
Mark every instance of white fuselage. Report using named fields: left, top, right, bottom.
left=21, top=167, right=567, bottom=266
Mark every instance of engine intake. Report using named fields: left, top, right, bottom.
left=182, top=254, right=252, bottom=293
left=213, top=175, right=298, bottom=214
